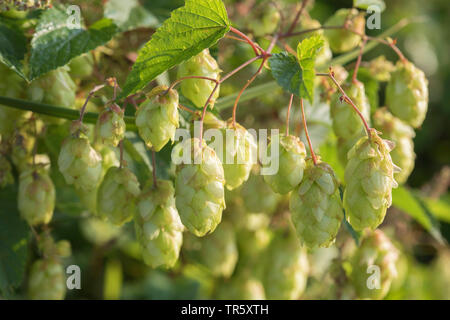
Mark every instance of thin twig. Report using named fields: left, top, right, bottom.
left=300, top=98, right=317, bottom=165
left=151, top=148, right=158, bottom=188
left=286, top=94, right=294, bottom=136
left=352, top=36, right=368, bottom=84
left=79, top=84, right=105, bottom=122
left=286, top=0, right=309, bottom=35
left=167, top=76, right=219, bottom=93
left=199, top=82, right=220, bottom=144
left=230, top=26, right=261, bottom=56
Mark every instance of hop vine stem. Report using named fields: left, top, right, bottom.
left=286, top=94, right=294, bottom=136
left=300, top=98, right=317, bottom=166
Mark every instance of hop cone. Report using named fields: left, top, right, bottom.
left=96, top=106, right=126, bottom=147
left=344, top=130, right=398, bottom=231
left=177, top=49, right=221, bottom=108
left=368, top=56, right=395, bottom=82
left=324, top=9, right=365, bottom=53
left=216, top=271, right=266, bottom=300
left=263, top=134, right=306, bottom=194
left=135, top=86, right=179, bottom=152
left=28, top=259, right=66, bottom=300
left=386, top=60, right=428, bottom=128
left=219, top=119, right=257, bottom=190
left=0, top=64, right=26, bottom=137
left=135, top=180, right=183, bottom=269
left=241, top=170, right=280, bottom=214
left=0, top=155, right=14, bottom=188
left=247, top=5, right=280, bottom=37
left=263, top=233, right=309, bottom=300
left=373, top=108, right=416, bottom=184
left=18, top=168, right=55, bottom=226
left=174, top=138, right=225, bottom=237
left=183, top=220, right=238, bottom=277
left=350, top=230, right=399, bottom=300
left=58, top=136, right=102, bottom=191
left=289, top=159, right=343, bottom=248
left=69, top=53, right=94, bottom=79
left=97, top=167, right=141, bottom=226
left=27, top=67, right=76, bottom=123
left=331, top=81, right=371, bottom=140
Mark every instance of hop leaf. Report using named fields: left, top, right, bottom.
left=135, top=86, right=180, bottom=152
left=18, top=168, right=55, bottom=226
left=289, top=159, right=344, bottom=248
left=343, top=130, right=398, bottom=231
left=177, top=49, right=221, bottom=108
left=135, top=180, right=184, bottom=269
left=174, top=138, right=226, bottom=237
left=263, top=134, right=306, bottom=194
left=295, top=17, right=332, bottom=66
left=324, top=9, right=365, bottom=53
left=373, top=108, right=416, bottom=184
left=97, top=167, right=141, bottom=226
left=58, top=136, right=103, bottom=191
left=96, top=106, right=126, bottom=147
left=350, top=229, right=399, bottom=300
left=263, top=233, right=309, bottom=300
left=386, top=60, right=428, bottom=128
left=219, top=120, right=257, bottom=190
left=28, top=258, right=66, bottom=300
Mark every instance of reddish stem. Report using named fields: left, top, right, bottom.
left=167, top=76, right=218, bottom=93
left=352, top=36, right=368, bottom=84
left=220, top=55, right=263, bottom=83
left=79, top=84, right=105, bottom=122
left=199, top=82, right=220, bottom=144
left=286, top=0, right=309, bottom=35
left=300, top=98, right=317, bottom=165
left=230, top=26, right=261, bottom=56
left=286, top=94, right=294, bottom=136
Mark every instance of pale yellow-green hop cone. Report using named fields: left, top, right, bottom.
left=135, top=85, right=179, bottom=152
left=58, top=135, right=102, bottom=191
left=324, top=8, right=365, bottom=53
left=263, top=232, right=309, bottom=300
left=28, top=258, right=66, bottom=300
left=0, top=155, right=14, bottom=188
left=177, top=49, right=221, bottom=108
left=219, top=119, right=257, bottom=190
left=331, top=81, right=371, bottom=140
left=386, top=60, right=428, bottom=128
left=247, top=4, right=280, bottom=37
left=263, top=134, right=306, bottom=194
left=183, top=221, right=238, bottom=278
left=97, top=166, right=141, bottom=226
left=216, top=270, right=266, bottom=300
left=373, top=107, right=416, bottom=184
left=343, top=129, right=399, bottom=231
left=289, top=159, right=344, bottom=249
left=95, top=105, right=126, bottom=147
left=18, top=168, right=55, bottom=226
left=350, top=229, right=399, bottom=300
left=69, top=52, right=94, bottom=79
left=174, top=138, right=226, bottom=237
left=27, top=66, right=76, bottom=124
left=367, top=56, right=395, bottom=82
left=135, top=180, right=183, bottom=269
left=241, top=170, right=280, bottom=214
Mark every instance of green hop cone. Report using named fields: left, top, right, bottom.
left=216, top=271, right=266, bottom=300
left=183, top=221, right=238, bottom=277
left=177, top=49, right=221, bottom=108
left=69, top=52, right=94, bottom=79
left=174, top=138, right=226, bottom=237
left=0, top=155, right=14, bottom=188
left=18, top=168, right=55, bottom=226
left=27, top=66, right=76, bottom=124
left=343, top=129, right=398, bottom=231
left=324, top=8, right=365, bottom=53
left=247, top=4, right=280, bottom=37
left=350, top=229, right=399, bottom=300
left=58, top=135, right=102, bottom=191
left=373, top=108, right=416, bottom=184
left=135, top=180, right=183, bottom=269
left=136, top=86, right=179, bottom=152
left=263, top=232, right=309, bottom=300
left=96, top=105, right=126, bottom=147
left=331, top=81, right=371, bottom=140
left=263, top=134, right=306, bottom=194
left=28, top=258, right=66, bottom=300
left=241, top=170, right=280, bottom=214
left=97, top=166, right=141, bottom=226
left=368, top=56, right=395, bottom=82
left=219, top=119, right=257, bottom=190
left=289, top=159, right=344, bottom=248
left=386, top=60, right=428, bottom=128
left=55, top=240, right=72, bottom=258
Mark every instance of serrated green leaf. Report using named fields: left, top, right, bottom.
left=0, top=21, right=27, bottom=79
left=120, top=0, right=230, bottom=97
left=29, top=7, right=118, bottom=80
left=269, top=52, right=302, bottom=98
left=0, top=184, right=30, bottom=296
left=297, top=35, right=324, bottom=104
left=354, top=0, right=386, bottom=12
left=104, top=0, right=159, bottom=31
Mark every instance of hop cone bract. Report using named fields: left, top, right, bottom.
left=28, top=259, right=66, bottom=300
left=96, top=106, right=126, bottom=147
left=324, top=9, right=365, bottom=53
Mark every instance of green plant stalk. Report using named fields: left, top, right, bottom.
left=0, top=19, right=410, bottom=120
